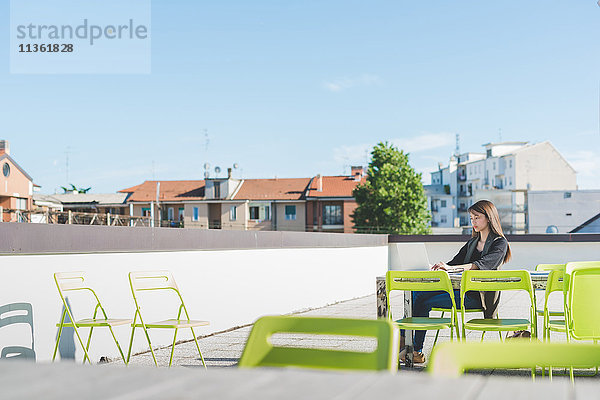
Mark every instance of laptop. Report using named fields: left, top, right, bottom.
left=388, top=242, right=463, bottom=273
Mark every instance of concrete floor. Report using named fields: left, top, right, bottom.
left=124, top=289, right=583, bottom=380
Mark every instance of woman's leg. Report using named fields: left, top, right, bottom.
left=412, top=290, right=452, bottom=351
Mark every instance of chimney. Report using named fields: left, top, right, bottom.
left=317, top=174, right=323, bottom=192
left=227, top=168, right=232, bottom=179
left=351, top=166, right=363, bottom=181
left=0, top=140, right=9, bottom=156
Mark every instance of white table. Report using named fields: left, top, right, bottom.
left=376, top=271, right=550, bottom=367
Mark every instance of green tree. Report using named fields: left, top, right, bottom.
left=352, top=142, right=431, bottom=234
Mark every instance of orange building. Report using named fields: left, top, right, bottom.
left=305, top=167, right=366, bottom=233
left=0, top=140, right=36, bottom=222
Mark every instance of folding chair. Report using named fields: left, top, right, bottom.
left=52, top=272, right=131, bottom=364
left=429, top=341, right=600, bottom=382
left=0, top=303, right=35, bottom=360
left=126, top=270, right=208, bottom=368
left=460, top=270, right=536, bottom=341
left=386, top=270, right=459, bottom=354
left=238, top=315, right=399, bottom=372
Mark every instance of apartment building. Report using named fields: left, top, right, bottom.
left=426, top=141, right=577, bottom=233
left=305, top=167, right=365, bottom=233
left=0, top=140, right=37, bottom=222
left=117, top=168, right=365, bottom=232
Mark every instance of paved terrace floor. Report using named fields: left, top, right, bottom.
left=124, top=290, right=598, bottom=380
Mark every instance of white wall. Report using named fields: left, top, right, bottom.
left=0, top=246, right=387, bottom=363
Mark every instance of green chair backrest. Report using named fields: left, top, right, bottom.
left=54, top=271, right=107, bottom=318
left=460, top=270, right=534, bottom=314
left=535, top=264, right=565, bottom=272
left=238, top=316, right=399, bottom=372
left=429, top=341, right=600, bottom=378
left=386, top=270, right=455, bottom=319
left=128, top=270, right=190, bottom=320
left=545, top=269, right=565, bottom=295
left=565, top=263, right=600, bottom=340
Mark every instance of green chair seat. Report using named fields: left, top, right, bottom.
left=57, top=318, right=132, bottom=328
left=394, top=317, right=453, bottom=330
left=464, top=318, right=531, bottom=331
left=547, top=320, right=566, bottom=332
left=133, top=319, right=210, bottom=329
left=536, top=310, right=563, bottom=316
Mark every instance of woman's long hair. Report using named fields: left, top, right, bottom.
left=468, top=199, right=511, bottom=263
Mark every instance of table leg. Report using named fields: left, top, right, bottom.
left=404, top=290, right=413, bottom=368
left=376, top=278, right=387, bottom=319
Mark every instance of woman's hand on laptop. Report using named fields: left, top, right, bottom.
left=431, top=262, right=448, bottom=271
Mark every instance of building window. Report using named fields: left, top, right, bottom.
left=285, top=205, right=296, bottom=220
left=264, top=206, right=271, bottom=220
left=230, top=206, right=237, bottom=221
left=441, top=200, right=447, bottom=208
left=178, top=208, right=184, bottom=221
left=15, top=198, right=26, bottom=210
left=564, top=192, right=572, bottom=199
left=214, top=182, right=221, bottom=199
left=2, top=163, right=10, bottom=177
left=509, top=159, right=513, bottom=168
left=323, top=205, right=342, bottom=225
left=441, top=215, right=447, bottom=223
left=493, top=162, right=496, bottom=170
left=168, top=207, right=174, bottom=220
left=142, top=207, right=151, bottom=217
left=509, top=178, right=513, bottom=186
left=249, top=206, right=259, bottom=220
left=193, top=207, right=199, bottom=221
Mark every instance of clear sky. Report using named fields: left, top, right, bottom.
left=1, top=0, right=599, bottom=193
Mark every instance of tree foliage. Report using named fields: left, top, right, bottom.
left=352, top=142, right=431, bottom=234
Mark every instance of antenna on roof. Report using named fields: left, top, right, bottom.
left=203, top=162, right=210, bottom=179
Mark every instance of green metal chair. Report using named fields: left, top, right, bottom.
left=238, top=315, right=399, bottom=372
left=564, top=262, right=600, bottom=344
left=534, top=264, right=566, bottom=334
left=428, top=341, right=600, bottom=382
left=460, top=270, right=536, bottom=340
left=126, top=270, right=208, bottom=368
left=542, top=269, right=567, bottom=341
left=52, top=272, right=131, bottom=364
left=386, top=270, right=458, bottom=350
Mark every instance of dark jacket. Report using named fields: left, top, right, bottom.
left=447, top=232, right=508, bottom=318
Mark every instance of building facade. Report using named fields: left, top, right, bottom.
left=426, top=141, right=578, bottom=233
left=0, top=140, right=37, bottom=222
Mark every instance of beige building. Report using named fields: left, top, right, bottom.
left=427, top=141, right=578, bottom=233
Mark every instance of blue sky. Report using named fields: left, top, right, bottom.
left=1, top=0, right=599, bottom=193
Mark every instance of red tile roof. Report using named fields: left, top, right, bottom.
left=234, top=178, right=311, bottom=200
left=119, top=180, right=205, bottom=202
left=306, top=175, right=365, bottom=198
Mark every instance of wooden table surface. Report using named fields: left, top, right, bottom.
left=0, top=361, right=595, bottom=400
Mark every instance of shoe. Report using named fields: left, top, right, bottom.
left=507, top=330, right=531, bottom=339
left=400, top=349, right=426, bottom=364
